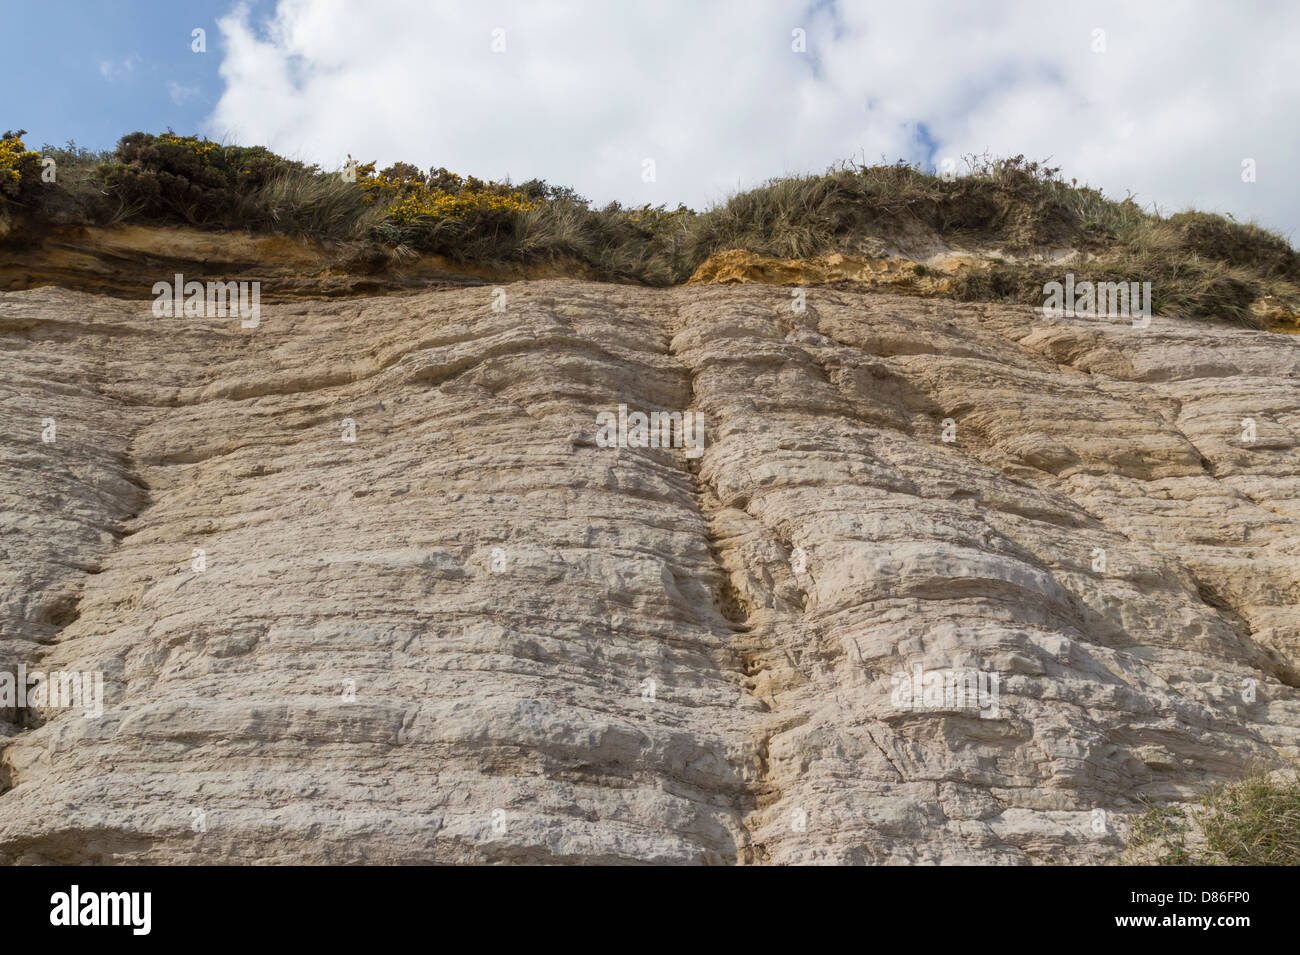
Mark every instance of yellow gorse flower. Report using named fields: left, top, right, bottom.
left=156, top=133, right=220, bottom=159
left=0, top=134, right=41, bottom=187
left=352, top=166, right=537, bottom=223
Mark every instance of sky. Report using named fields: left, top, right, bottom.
left=6, top=0, right=1299, bottom=237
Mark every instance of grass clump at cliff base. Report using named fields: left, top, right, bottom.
left=1126, top=770, right=1300, bottom=865
left=2, top=129, right=1296, bottom=326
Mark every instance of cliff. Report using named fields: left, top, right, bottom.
left=1, top=257, right=1297, bottom=863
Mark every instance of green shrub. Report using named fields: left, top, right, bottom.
left=0, top=130, right=43, bottom=202
left=100, top=132, right=309, bottom=226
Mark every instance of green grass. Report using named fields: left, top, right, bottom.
left=3, top=130, right=1296, bottom=325
left=1126, top=770, right=1300, bottom=865
left=248, top=167, right=386, bottom=240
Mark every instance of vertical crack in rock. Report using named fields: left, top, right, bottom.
left=680, top=384, right=770, bottom=863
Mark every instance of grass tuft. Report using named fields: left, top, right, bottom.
left=1126, top=770, right=1300, bottom=865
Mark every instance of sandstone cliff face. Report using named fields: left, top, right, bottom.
left=0, top=279, right=1297, bottom=864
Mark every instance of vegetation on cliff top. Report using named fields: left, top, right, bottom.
left=2, top=129, right=1296, bottom=326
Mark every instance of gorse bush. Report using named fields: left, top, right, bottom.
left=359, top=163, right=540, bottom=257
left=343, top=158, right=696, bottom=278
left=1, top=129, right=1295, bottom=323
left=0, top=131, right=42, bottom=201
left=99, top=132, right=310, bottom=226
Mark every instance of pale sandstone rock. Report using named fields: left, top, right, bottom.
left=0, top=281, right=1296, bottom=864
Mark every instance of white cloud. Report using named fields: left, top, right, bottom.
left=167, top=80, right=201, bottom=105
left=99, top=55, right=139, bottom=81
left=206, top=0, right=1300, bottom=237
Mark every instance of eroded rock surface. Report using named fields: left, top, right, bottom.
left=0, top=281, right=1297, bottom=864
